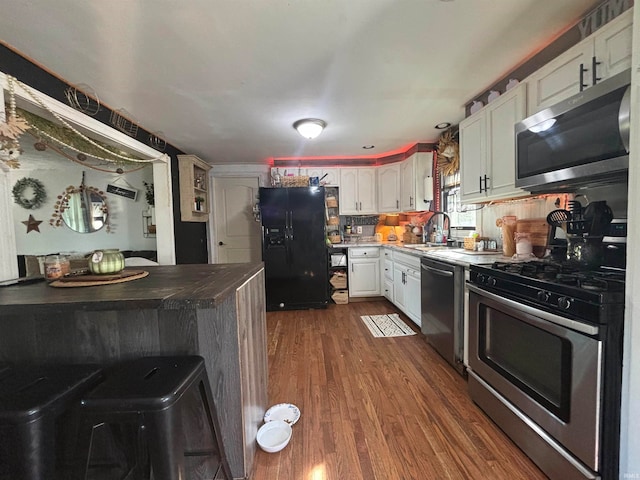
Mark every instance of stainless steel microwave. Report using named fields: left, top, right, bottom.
left=515, top=69, right=630, bottom=192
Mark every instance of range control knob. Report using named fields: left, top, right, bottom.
left=558, top=297, right=572, bottom=310
left=488, top=276, right=497, bottom=287
left=477, top=274, right=486, bottom=284
left=537, top=290, right=551, bottom=303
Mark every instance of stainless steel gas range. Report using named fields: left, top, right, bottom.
left=467, top=260, right=625, bottom=480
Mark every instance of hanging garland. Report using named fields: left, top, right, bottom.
left=12, top=177, right=46, bottom=210
left=0, top=75, right=29, bottom=169
left=2, top=75, right=168, bottom=172
left=17, top=108, right=147, bottom=168
left=13, top=76, right=163, bottom=164
left=436, top=127, right=460, bottom=176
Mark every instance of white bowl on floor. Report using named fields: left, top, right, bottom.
left=257, top=420, right=292, bottom=453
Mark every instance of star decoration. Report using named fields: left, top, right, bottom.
left=21, top=214, right=43, bottom=233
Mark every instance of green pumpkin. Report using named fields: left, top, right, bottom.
left=88, top=249, right=125, bottom=274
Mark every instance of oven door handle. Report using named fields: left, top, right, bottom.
left=467, top=283, right=599, bottom=336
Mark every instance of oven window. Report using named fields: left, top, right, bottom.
left=480, top=309, right=571, bottom=421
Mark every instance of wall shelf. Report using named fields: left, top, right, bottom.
left=142, top=212, right=156, bottom=238
left=177, top=154, right=212, bottom=222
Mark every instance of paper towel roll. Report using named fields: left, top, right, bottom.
left=424, top=176, right=434, bottom=202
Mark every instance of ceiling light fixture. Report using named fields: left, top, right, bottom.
left=435, top=122, right=451, bottom=130
left=293, top=118, right=326, bottom=139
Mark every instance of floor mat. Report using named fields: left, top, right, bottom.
left=360, top=314, right=417, bottom=338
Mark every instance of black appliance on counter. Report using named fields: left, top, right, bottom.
left=515, top=69, right=630, bottom=192
left=259, top=187, right=328, bottom=311
left=467, top=239, right=626, bottom=480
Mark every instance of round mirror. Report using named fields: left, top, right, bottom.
left=61, top=189, right=108, bottom=233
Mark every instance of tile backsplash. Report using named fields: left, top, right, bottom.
left=479, top=182, right=628, bottom=247
left=479, top=196, right=561, bottom=245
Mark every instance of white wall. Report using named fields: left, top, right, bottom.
left=9, top=156, right=156, bottom=257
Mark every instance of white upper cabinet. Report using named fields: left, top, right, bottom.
left=460, top=83, right=527, bottom=203
left=339, top=168, right=377, bottom=215
left=459, top=113, right=486, bottom=201
left=377, top=163, right=401, bottom=213
left=527, top=8, right=633, bottom=114
left=401, top=151, right=433, bottom=212
left=305, top=167, right=340, bottom=187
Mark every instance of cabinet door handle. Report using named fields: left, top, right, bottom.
left=579, top=63, right=589, bottom=91
left=479, top=175, right=489, bottom=192
left=396, top=200, right=399, bottom=209
left=592, top=56, right=601, bottom=85
left=410, top=196, right=413, bottom=207
left=359, top=202, right=362, bottom=211
left=355, top=202, right=358, bottom=211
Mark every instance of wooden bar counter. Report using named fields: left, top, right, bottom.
left=0, top=264, right=268, bottom=480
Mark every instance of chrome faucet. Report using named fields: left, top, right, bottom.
left=425, top=212, right=451, bottom=244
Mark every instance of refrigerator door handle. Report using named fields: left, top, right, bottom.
left=286, top=210, right=293, bottom=264
left=289, top=210, right=294, bottom=241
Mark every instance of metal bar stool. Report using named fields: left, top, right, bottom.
left=75, top=355, right=231, bottom=480
left=0, top=364, right=103, bottom=480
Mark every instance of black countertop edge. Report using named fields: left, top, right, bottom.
left=0, top=263, right=264, bottom=315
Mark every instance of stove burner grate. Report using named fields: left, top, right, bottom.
left=580, top=278, right=609, bottom=291
left=487, top=260, right=626, bottom=293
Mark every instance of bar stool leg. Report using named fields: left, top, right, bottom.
left=146, top=409, right=185, bottom=480
left=15, top=417, right=55, bottom=480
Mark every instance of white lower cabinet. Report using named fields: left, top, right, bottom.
left=404, top=268, right=421, bottom=326
left=382, top=250, right=394, bottom=301
left=348, top=247, right=381, bottom=297
left=390, top=249, right=422, bottom=327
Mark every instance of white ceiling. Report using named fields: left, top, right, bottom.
left=1, top=0, right=597, bottom=165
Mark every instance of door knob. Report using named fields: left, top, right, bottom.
left=218, top=241, right=225, bottom=246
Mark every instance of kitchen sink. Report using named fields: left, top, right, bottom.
left=402, top=243, right=456, bottom=252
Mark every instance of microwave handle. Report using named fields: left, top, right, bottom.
left=591, top=56, right=601, bottom=86
left=579, top=63, right=589, bottom=92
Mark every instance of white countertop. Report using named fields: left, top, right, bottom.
left=329, top=242, right=510, bottom=268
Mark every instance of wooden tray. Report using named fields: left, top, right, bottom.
left=49, top=270, right=148, bottom=287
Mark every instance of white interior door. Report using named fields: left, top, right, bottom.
left=213, top=177, right=261, bottom=263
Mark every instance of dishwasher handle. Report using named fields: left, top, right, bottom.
left=421, top=263, right=454, bottom=277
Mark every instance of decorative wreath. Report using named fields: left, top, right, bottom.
left=436, top=127, right=460, bottom=176
left=12, top=177, right=47, bottom=210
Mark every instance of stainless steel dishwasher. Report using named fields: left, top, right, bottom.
left=421, top=257, right=465, bottom=375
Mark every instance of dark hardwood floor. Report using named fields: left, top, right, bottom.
left=251, top=301, right=547, bottom=480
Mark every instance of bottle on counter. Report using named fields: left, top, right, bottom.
left=44, top=254, right=70, bottom=281
left=429, top=226, right=437, bottom=243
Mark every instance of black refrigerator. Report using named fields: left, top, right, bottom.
left=260, top=187, right=328, bottom=311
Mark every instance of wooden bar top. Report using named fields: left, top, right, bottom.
left=0, top=263, right=264, bottom=315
